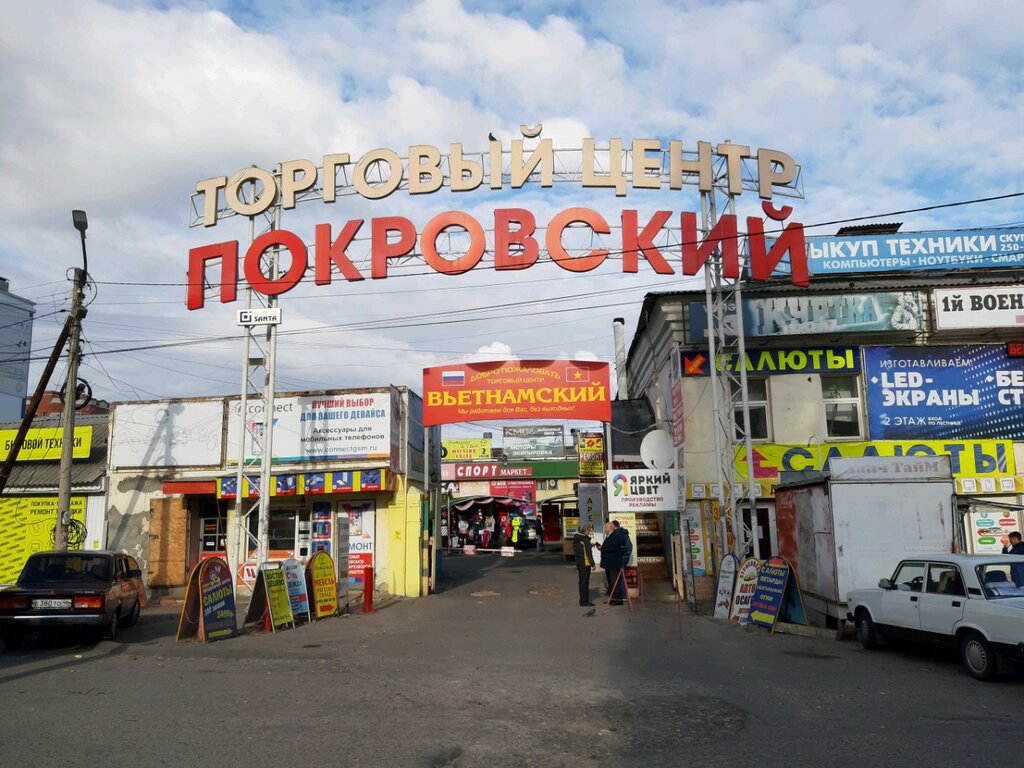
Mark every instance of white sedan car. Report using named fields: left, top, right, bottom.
left=847, top=553, right=1024, bottom=681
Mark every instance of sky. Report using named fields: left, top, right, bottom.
left=1, top=0, right=1022, bottom=438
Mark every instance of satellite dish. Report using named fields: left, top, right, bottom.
left=640, top=429, right=675, bottom=469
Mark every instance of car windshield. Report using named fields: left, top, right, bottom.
left=976, top=563, right=1024, bottom=599
left=18, top=554, right=112, bottom=585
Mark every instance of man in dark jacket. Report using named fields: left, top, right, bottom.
left=572, top=525, right=595, bottom=606
left=1003, top=531, right=1024, bottom=585
left=600, top=521, right=628, bottom=604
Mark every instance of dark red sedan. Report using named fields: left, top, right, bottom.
left=0, top=551, right=145, bottom=650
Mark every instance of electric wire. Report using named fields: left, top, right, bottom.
left=83, top=193, right=1024, bottom=289
left=11, top=191, right=1024, bottom=400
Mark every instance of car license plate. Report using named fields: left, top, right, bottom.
left=527, top=530, right=536, bottom=539
left=32, top=598, right=72, bottom=610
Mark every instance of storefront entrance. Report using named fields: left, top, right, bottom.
left=740, top=504, right=775, bottom=558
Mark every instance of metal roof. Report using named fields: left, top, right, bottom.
left=834, top=223, right=903, bottom=236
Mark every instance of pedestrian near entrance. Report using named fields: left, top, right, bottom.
left=1002, top=531, right=1024, bottom=555
left=600, top=521, right=628, bottom=604
left=573, top=524, right=595, bottom=606
left=1002, top=531, right=1024, bottom=585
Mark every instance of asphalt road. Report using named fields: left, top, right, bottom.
left=1, top=551, right=1020, bottom=767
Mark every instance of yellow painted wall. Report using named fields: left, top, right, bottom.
left=380, top=474, right=425, bottom=598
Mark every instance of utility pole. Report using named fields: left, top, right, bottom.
left=0, top=319, right=72, bottom=497
left=56, top=211, right=89, bottom=551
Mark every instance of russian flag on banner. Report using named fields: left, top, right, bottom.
left=441, top=369, right=466, bottom=387
left=564, top=365, right=590, bottom=383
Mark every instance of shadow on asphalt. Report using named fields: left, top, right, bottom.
left=435, top=547, right=569, bottom=593
left=0, top=607, right=182, bottom=656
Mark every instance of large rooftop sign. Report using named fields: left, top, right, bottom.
left=185, top=130, right=810, bottom=309
left=806, top=227, right=1024, bottom=275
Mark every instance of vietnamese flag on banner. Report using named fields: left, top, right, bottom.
left=564, top=365, right=590, bottom=383
left=422, top=359, right=612, bottom=426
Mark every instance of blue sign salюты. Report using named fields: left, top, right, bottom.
left=680, top=347, right=860, bottom=377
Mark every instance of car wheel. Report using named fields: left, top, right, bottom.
left=961, top=631, right=998, bottom=681
left=856, top=610, right=882, bottom=650
left=3, top=629, right=23, bottom=651
left=121, top=600, right=140, bottom=628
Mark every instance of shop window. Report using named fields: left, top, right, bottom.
left=248, top=510, right=299, bottom=553
left=730, top=378, right=770, bottom=441
left=200, top=510, right=227, bottom=553
left=822, top=374, right=863, bottom=439
left=269, top=511, right=297, bottom=551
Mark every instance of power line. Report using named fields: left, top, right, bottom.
left=17, top=191, right=1024, bottom=399
left=84, top=193, right=1024, bottom=289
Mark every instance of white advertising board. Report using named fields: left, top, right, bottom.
left=226, top=391, right=394, bottom=463
left=967, top=508, right=1022, bottom=555
left=606, top=469, right=678, bottom=512
left=729, top=558, right=762, bottom=625
left=281, top=558, right=311, bottom=622
left=341, top=500, right=375, bottom=577
left=713, top=554, right=740, bottom=620
left=236, top=307, right=281, bottom=326
left=934, top=286, right=1024, bottom=330
left=110, top=400, right=224, bottom=468
left=682, top=503, right=707, bottom=576
left=829, top=456, right=952, bottom=482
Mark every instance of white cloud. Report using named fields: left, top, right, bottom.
left=0, top=0, right=1021, bottom=406
left=470, top=341, right=517, bottom=362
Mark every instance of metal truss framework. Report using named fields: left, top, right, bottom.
left=226, top=200, right=281, bottom=592
left=701, top=189, right=805, bottom=561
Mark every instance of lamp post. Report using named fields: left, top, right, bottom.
left=55, top=210, right=89, bottom=550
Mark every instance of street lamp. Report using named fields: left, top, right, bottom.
left=72, top=210, right=88, bottom=277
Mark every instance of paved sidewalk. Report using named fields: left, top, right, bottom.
left=2, top=550, right=1021, bottom=768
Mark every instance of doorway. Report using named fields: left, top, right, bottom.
left=741, top=504, right=775, bottom=558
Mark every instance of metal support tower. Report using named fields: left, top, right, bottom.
left=701, top=153, right=784, bottom=561
left=702, top=165, right=805, bottom=560
left=228, top=184, right=280, bottom=590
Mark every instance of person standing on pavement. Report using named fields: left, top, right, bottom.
left=573, top=524, right=595, bottom=606
left=612, top=520, right=631, bottom=602
left=600, top=521, right=627, bottom=605
left=600, top=521, right=615, bottom=594
left=1002, top=531, right=1024, bottom=585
